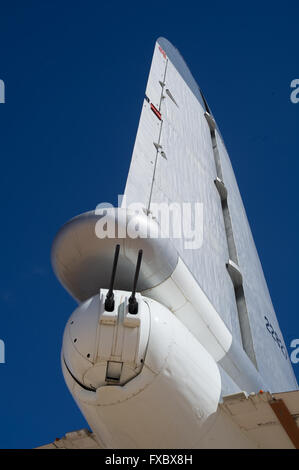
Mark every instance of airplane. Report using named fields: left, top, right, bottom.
left=44, top=37, right=299, bottom=449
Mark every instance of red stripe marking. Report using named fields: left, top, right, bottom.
left=150, top=103, right=162, bottom=120
left=158, top=46, right=167, bottom=59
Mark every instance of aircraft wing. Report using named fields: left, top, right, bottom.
left=37, top=429, right=102, bottom=449
left=219, top=390, right=299, bottom=449
left=38, top=391, right=299, bottom=449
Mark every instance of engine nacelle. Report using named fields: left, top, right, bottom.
left=62, top=290, right=222, bottom=448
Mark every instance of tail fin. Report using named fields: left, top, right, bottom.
left=123, top=38, right=297, bottom=392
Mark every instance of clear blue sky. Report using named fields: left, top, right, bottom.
left=0, top=2, right=298, bottom=448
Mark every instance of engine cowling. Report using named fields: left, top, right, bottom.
left=62, top=290, right=222, bottom=448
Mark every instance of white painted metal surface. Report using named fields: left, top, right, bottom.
left=52, top=209, right=178, bottom=302
left=63, top=290, right=149, bottom=390
left=62, top=293, right=222, bottom=448
left=123, top=37, right=298, bottom=392
left=40, top=390, right=299, bottom=449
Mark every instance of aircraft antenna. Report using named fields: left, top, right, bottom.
left=104, top=244, right=120, bottom=312
left=128, top=249, right=143, bottom=315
